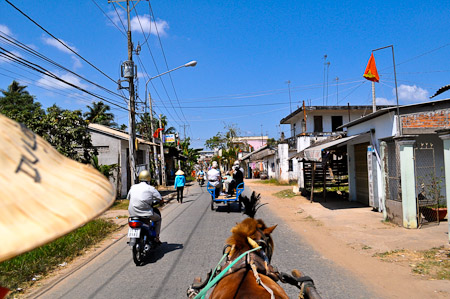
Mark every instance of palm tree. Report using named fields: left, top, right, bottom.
left=84, top=101, right=117, bottom=127
left=0, top=80, right=45, bottom=131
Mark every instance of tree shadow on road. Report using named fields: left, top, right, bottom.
left=142, top=243, right=184, bottom=265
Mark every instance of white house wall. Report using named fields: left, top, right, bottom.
left=290, top=110, right=373, bottom=136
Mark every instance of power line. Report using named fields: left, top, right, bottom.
left=5, top=0, right=118, bottom=84
left=0, top=47, right=128, bottom=111
left=148, top=1, right=189, bottom=126
left=91, top=0, right=126, bottom=37
left=0, top=32, right=127, bottom=103
left=132, top=5, right=184, bottom=127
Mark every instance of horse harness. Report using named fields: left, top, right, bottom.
left=187, top=227, right=280, bottom=299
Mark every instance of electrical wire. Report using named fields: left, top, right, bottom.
left=132, top=5, right=184, bottom=127
left=4, top=0, right=118, bottom=84
left=0, top=47, right=128, bottom=111
left=0, top=32, right=127, bottom=103
left=91, top=0, right=126, bottom=37
left=148, top=1, right=190, bottom=127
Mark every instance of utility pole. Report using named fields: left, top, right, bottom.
left=326, top=61, right=330, bottom=106
left=323, top=55, right=326, bottom=106
left=335, top=76, right=339, bottom=105
left=148, top=93, right=159, bottom=183
left=110, top=0, right=142, bottom=185
left=159, top=114, right=166, bottom=186
left=286, top=80, right=292, bottom=113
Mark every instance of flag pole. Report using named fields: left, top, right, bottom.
left=372, top=45, right=401, bottom=136
left=372, top=81, right=376, bottom=113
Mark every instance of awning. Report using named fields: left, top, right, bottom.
left=296, top=135, right=361, bottom=162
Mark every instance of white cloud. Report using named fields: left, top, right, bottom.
left=376, top=97, right=395, bottom=105
left=42, top=36, right=78, bottom=55
left=106, top=10, right=169, bottom=36
left=71, top=56, right=82, bottom=69
left=0, top=24, right=13, bottom=36
left=131, top=15, right=169, bottom=36
left=37, top=72, right=87, bottom=90
left=395, top=84, right=429, bottom=103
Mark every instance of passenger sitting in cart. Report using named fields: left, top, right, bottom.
left=222, top=170, right=234, bottom=197
left=230, top=165, right=244, bottom=195
left=207, top=161, right=222, bottom=198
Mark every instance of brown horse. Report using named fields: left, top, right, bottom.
left=209, top=217, right=288, bottom=299
left=188, top=192, right=321, bottom=299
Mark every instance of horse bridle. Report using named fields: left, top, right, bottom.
left=255, top=227, right=273, bottom=263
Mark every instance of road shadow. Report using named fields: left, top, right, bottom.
left=316, top=197, right=369, bottom=210
left=180, top=199, right=194, bottom=204
left=141, top=242, right=184, bottom=265
left=214, top=202, right=242, bottom=213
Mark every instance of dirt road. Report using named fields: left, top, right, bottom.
left=246, top=180, right=450, bottom=299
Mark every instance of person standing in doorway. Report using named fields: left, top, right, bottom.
left=174, top=169, right=186, bottom=203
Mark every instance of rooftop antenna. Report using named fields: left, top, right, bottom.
left=322, top=54, right=327, bottom=106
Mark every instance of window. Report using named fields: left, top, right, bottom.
left=314, top=116, right=323, bottom=132
left=137, top=150, right=145, bottom=165
left=292, top=123, right=296, bottom=137
left=288, top=160, right=293, bottom=171
left=332, top=116, right=343, bottom=131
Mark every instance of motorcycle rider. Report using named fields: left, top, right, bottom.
left=197, top=168, right=205, bottom=184
left=127, top=170, right=163, bottom=245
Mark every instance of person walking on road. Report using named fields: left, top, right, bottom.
left=174, top=169, right=186, bottom=203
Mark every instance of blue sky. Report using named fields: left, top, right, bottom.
left=1, top=0, right=450, bottom=149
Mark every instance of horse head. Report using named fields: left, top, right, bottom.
left=226, top=217, right=277, bottom=263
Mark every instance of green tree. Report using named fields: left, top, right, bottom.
left=41, top=105, right=96, bottom=163
left=180, top=137, right=201, bottom=173
left=84, top=101, right=117, bottom=127
left=0, top=81, right=45, bottom=132
left=91, top=155, right=117, bottom=179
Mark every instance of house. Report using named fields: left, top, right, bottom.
left=280, top=105, right=390, bottom=186
left=339, top=99, right=450, bottom=235
left=241, top=145, right=277, bottom=179
left=88, top=123, right=157, bottom=197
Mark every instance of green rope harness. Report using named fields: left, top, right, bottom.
left=195, top=246, right=262, bottom=299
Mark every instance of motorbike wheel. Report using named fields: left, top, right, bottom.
left=132, top=241, right=145, bottom=266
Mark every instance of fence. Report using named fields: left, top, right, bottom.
left=414, top=142, right=443, bottom=227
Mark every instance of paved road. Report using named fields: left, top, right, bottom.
left=38, top=184, right=377, bottom=299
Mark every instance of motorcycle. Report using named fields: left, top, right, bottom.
left=197, top=174, right=205, bottom=186
left=127, top=201, right=160, bottom=266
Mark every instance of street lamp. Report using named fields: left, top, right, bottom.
left=144, top=61, right=197, bottom=186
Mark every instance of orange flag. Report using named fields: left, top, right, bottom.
left=363, top=53, right=380, bottom=82
left=153, top=128, right=163, bottom=138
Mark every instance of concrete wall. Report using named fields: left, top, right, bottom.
left=278, top=143, right=289, bottom=183
left=385, top=199, right=403, bottom=226
left=290, top=110, right=372, bottom=136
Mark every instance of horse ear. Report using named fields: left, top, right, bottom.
left=263, top=225, right=277, bottom=235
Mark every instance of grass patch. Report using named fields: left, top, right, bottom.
left=0, top=219, right=118, bottom=296
left=110, top=199, right=129, bottom=210
left=257, top=178, right=297, bottom=186
left=302, top=215, right=323, bottom=226
left=374, top=247, right=450, bottom=280
left=273, top=189, right=299, bottom=198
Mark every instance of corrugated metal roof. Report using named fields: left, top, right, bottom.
left=88, top=123, right=157, bottom=146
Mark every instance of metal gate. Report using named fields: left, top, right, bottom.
left=414, top=142, right=442, bottom=227
left=384, top=140, right=401, bottom=202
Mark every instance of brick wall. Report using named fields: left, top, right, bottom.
left=402, top=109, right=450, bottom=129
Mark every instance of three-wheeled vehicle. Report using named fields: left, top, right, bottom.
left=207, top=182, right=244, bottom=211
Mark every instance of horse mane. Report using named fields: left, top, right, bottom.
left=240, top=192, right=266, bottom=218
left=226, top=218, right=268, bottom=251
